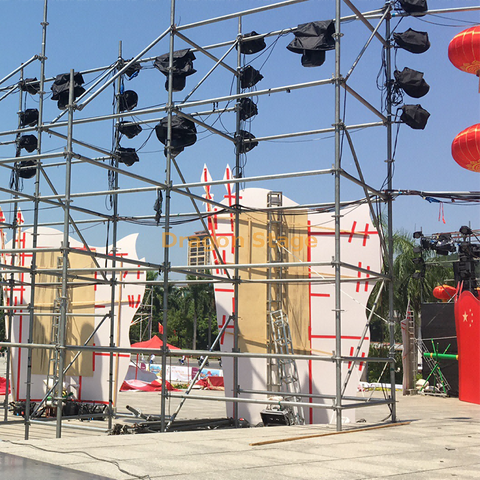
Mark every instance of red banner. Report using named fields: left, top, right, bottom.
left=455, top=290, right=480, bottom=404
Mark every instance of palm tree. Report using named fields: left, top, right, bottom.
left=184, top=275, right=216, bottom=350
left=368, top=229, right=454, bottom=342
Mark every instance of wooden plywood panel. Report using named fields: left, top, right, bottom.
left=237, top=209, right=309, bottom=355
left=238, top=212, right=268, bottom=353
left=283, top=211, right=309, bottom=356
left=32, top=251, right=95, bottom=376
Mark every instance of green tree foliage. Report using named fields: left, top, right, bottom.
left=0, top=287, right=4, bottom=350
left=368, top=230, right=454, bottom=342
left=129, top=272, right=218, bottom=351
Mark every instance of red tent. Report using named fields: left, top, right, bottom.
left=0, top=377, right=11, bottom=395
left=131, top=335, right=180, bottom=350
left=128, top=336, right=180, bottom=382
left=120, top=379, right=180, bottom=392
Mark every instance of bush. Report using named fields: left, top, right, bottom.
left=367, top=344, right=403, bottom=384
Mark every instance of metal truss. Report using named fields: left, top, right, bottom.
left=0, top=0, right=478, bottom=439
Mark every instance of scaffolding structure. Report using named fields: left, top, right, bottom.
left=0, top=0, right=478, bottom=439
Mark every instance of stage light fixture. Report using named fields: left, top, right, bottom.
left=459, top=225, right=473, bottom=236
left=118, top=90, right=138, bottom=112
left=400, top=104, right=430, bottom=130
left=51, top=72, right=86, bottom=110
left=238, top=31, right=266, bottom=55
left=118, top=121, right=142, bottom=139
left=155, top=116, right=197, bottom=156
left=154, top=49, right=196, bottom=92
left=287, top=20, right=335, bottom=67
left=19, top=109, right=39, bottom=127
left=434, top=234, right=456, bottom=255
left=18, top=135, right=38, bottom=153
left=235, top=130, right=258, bottom=154
left=115, top=147, right=139, bottom=167
left=17, top=160, right=37, bottom=179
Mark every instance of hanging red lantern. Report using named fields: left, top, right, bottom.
left=452, top=124, right=480, bottom=172
left=448, top=26, right=480, bottom=91
left=433, top=284, right=457, bottom=301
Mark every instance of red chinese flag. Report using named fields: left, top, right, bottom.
left=455, top=291, right=480, bottom=404
left=158, top=324, right=164, bottom=334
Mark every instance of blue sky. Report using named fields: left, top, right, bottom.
left=0, top=0, right=479, bottom=267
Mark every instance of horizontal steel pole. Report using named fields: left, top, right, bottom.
left=50, top=63, right=119, bottom=125
left=239, top=389, right=391, bottom=401
left=0, top=85, right=17, bottom=102
left=1, top=247, right=159, bottom=269
left=29, top=419, right=107, bottom=432
left=393, top=190, right=480, bottom=197
left=176, top=0, right=308, bottom=31
left=116, top=105, right=237, bottom=128
left=74, top=153, right=236, bottom=213
left=168, top=392, right=335, bottom=410
left=340, top=169, right=387, bottom=199
left=342, top=83, right=387, bottom=121
left=0, top=55, right=38, bottom=87
left=77, top=27, right=171, bottom=110
left=0, top=341, right=394, bottom=364
left=390, top=6, right=480, bottom=18
left=338, top=261, right=388, bottom=279
left=341, top=356, right=393, bottom=363
left=0, top=62, right=123, bottom=94
left=175, top=30, right=237, bottom=76
left=28, top=78, right=334, bottom=132
left=175, top=78, right=334, bottom=111
left=168, top=349, right=333, bottom=361
left=234, top=276, right=385, bottom=284
left=423, top=352, right=458, bottom=361
left=342, top=0, right=386, bottom=46
left=45, top=128, right=115, bottom=157
left=340, top=399, right=395, bottom=410
left=11, top=168, right=336, bottom=202
left=249, top=121, right=383, bottom=144
left=0, top=151, right=65, bottom=166
left=175, top=110, right=234, bottom=143
left=0, top=306, right=31, bottom=311
left=116, top=8, right=385, bottom=62
left=71, top=247, right=162, bottom=269
left=172, top=260, right=332, bottom=271
left=0, top=184, right=114, bottom=221
left=175, top=167, right=334, bottom=189
left=0, top=247, right=60, bottom=254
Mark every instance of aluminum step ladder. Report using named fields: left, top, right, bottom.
left=269, top=309, right=304, bottom=425
left=417, top=339, right=451, bottom=396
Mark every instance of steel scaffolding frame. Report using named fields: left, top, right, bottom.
left=0, top=0, right=477, bottom=438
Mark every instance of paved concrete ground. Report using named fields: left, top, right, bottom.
left=1, top=358, right=480, bottom=479
left=0, top=390, right=479, bottom=479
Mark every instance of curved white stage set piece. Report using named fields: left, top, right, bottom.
left=201, top=165, right=382, bottom=425
left=1, top=217, right=145, bottom=406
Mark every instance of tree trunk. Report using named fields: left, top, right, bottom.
left=208, top=313, right=212, bottom=349
left=193, top=310, right=197, bottom=350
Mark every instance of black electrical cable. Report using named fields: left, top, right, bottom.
left=0, top=440, right=151, bottom=480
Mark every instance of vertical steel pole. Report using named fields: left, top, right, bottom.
left=3, top=65, right=24, bottom=423
left=232, top=16, right=242, bottom=427
left=55, top=70, right=75, bottom=438
left=385, top=6, right=397, bottom=422
left=160, top=0, right=175, bottom=432
left=334, top=0, right=343, bottom=432
left=24, top=0, right=48, bottom=439
left=107, top=41, right=122, bottom=431
left=149, top=286, right=153, bottom=339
